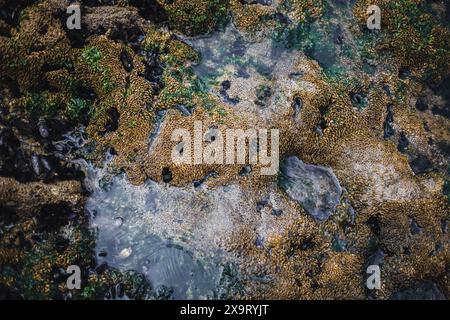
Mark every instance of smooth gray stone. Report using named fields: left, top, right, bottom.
left=279, top=156, right=342, bottom=221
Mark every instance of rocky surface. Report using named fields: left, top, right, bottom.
left=279, top=156, right=342, bottom=221
left=0, top=0, right=448, bottom=300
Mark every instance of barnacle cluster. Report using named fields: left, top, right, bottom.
left=0, top=0, right=448, bottom=300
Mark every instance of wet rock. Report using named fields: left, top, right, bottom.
left=410, top=218, right=422, bottom=235
left=367, top=248, right=385, bottom=266
left=390, top=281, right=446, bottom=300
left=219, top=81, right=240, bottom=105
left=332, top=235, right=347, bottom=252
left=254, top=85, right=272, bottom=107
left=128, top=0, right=168, bottom=23
left=271, top=209, right=283, bottom=217
left=239, top=165, right=252, bottom=177
left=398, top=67, right=411, bottom=80
left=397, top=132, right=409, bottom=153
left=162, top=167, right=172, bottom=183
left=220, top=80, right=231, bottom=92
left=366, top=216, right=381, bottom=236
left=409, top=154, right=433, bottom=174
left=103, top=107, right=120, bottom=133
left=279, top=156, right=342, bottom=221
left=288, top=71, right=304, bottom=79
left=193, top=171, right=219, bottom=188
left=141, top=50, right=164, bottom=94
left=37, top=119, right=50, bottom=139
left=299, top=238, right=315, bottom=251
left=382, top=84, right=392, bottom=96
left=350, top=93, right=368, bottom=110
left=255, top=235, right=264, bottom=249
left=415, top=97, right=428, bottom=111
left=292, top=96, right=303, bottom=119
left=173, top=104, right=192, bottom=116
left=98, top=250, right=108, bottom=257
left=0, top=205, right=17, bottom=226
left=256, top=199, right=269, bottom=212
left=30, top=154, right=41, bottom=177
left=383, top=104, right=395, bottom=139
left=120, top=51, right=133, bottom=72
left=40, top=157, right=52, bottom=172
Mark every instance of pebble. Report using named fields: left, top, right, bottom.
left=118, top=247, right=132, bottom=259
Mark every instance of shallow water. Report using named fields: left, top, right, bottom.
left=83, top=159, right=248, bottom=299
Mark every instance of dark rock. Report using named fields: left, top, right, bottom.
left=30, top=154, right=41, bottom=177
left=415, top=97, right=428, bottom=111
left=54, top=236, right=70, bottom=253
left=162, top=167, right=172, bottom=183
left=221, top=80, right=231, bottom=91
left=383, top=104, right=395, bottom=139
left=292, top=96, right=302, bottom=119
left=409, top=154, right=433, bottom=174
left=254, top=85, right=272, bottom=107
left=367, top=248, right=385, bottom=266
left=103, top=107, right=120, bottom=133
left=237, top=67, right=250, bottom=79
left=37, top=119, right=50, bottom=138
left=288, top=71, right=304, bottom=79
left=128, top=0, right=168, bottom=24
left=366, top=216, right=381, bottom=236
left=193, top=171, right=218, bottom=188
left=0, top=205, right=17, bottom=225
left=332, top=235, right=347, bottom=252
left=98, top=250, right=108, bottom=257
left=279, top=156, right=342, bottom=221
left=120, top=51, right=133, bottom=72
left=350, top=93, right=368, bottom=110
left=390, top=281, right=446, bottom=300
left=173, top=104, right=192, bottom=116
left=398, top=67, right=411, bottom=80
left=271, top=209, right=283, bottom=217
left=141, top=50, right=164, bottom=95
left=410, top=218, right=422, bottom=235
left=223, top=95, right=240, bottom=105
left=239, top=165, right=252, bottom=177
left=299, top=238, right=315, bottom=251
left=255, top=235, right=264, bottom=248
left=382, top=84, right=392, bottom=96
left=256, top=199, right=268, bottom=212
left=442, top=219, right=449, bottom=234
left=397, top=132, right=409, bottom=153
left=431, top=105, right=450, bottom=118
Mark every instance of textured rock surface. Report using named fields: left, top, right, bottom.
left=279, top=156, right=342, bottom=221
